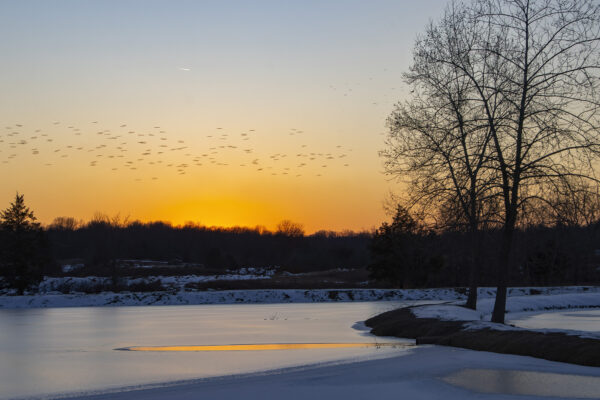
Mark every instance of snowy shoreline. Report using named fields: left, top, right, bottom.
left=0, top=285, right=598, bottom=309
left=365, top=291, right=600, bottom=367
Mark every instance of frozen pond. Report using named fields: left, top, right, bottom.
left=508, top=309, right=600, bottom=334
left=443, top=368, right=600, bottom=398
left=3, top=301, right=600, bottom=399
left=0, top=302, right=412, bottom=399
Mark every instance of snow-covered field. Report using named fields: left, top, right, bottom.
left=1, top=283, right=598, bottom=309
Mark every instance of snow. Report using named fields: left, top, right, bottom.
left=481, top=292, right=600, bottom=315
left=0, top=288, right=456, bottom=308
left=36, top=274, right=272, bottom=293
left=61, top=263, right=84, bottom=273
left=48, top=344, right=600, bottom=400
left=412, top=304, right=485, bottom=321
left=411, top=292, right=600, bottom=338
left=35, top=265, right=280, bottom=294
left=413, top=292, right=600, bottom=321
left=508, top=309, right=600, bottom=336
left=1, top=284, right=599, bottom=309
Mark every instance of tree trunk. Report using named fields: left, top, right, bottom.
left=465, top=230, right=480, bottom=310
left=491, top=223, right=515, bottom=323
left=465, top=274, right=478, bottom=309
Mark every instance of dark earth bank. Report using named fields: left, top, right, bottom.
left=365, top=307, right=600, bottom=367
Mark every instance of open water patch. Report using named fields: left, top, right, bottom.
left=117, top=342, right=411, bottom=352
left=442, top=368, right=600, bottom=398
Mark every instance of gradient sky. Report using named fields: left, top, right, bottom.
left=0, top=0, right=448, bottom=233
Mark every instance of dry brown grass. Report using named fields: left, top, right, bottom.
left=184, top=269, right=372, bottom=290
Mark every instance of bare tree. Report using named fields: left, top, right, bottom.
left=275, top=220, right=305, bottom=237
left=49, top=216, right=80, bottom=231
left=524, top=177, right=600, bottom=227
left=383, top=21, right=500, bottom=309
left=552, top=181, right=600, bottom=227
left=391, top=0, right=600, bottom=322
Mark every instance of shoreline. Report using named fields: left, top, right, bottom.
left=1, top=285, right=598, bottom=309
left=366, top=305, right=600, bottom=367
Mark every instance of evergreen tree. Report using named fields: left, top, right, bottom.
left=368, top=205, right=443, bottom=288
left=0, top=193, right=47, bottom=294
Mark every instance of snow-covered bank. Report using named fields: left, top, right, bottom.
left=0, top=285, right=598, bottom=309
left=412, top=292, right=600, bottom=338
left=413, top=292, right=600, bottom=321
left=367, top=292, right=600, bottom=367
left=36, top=273, right=271, bottom=293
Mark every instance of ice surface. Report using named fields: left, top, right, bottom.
left=2, top=287, right=599, bottom=399
left=508, top=309, right=600, bottom=335
left=0, top=301, right=411, bottom=399
left=443, top=368, right=600, bottom=398
left=57, top=345, right=600, bottom=400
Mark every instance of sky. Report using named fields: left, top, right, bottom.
left=0, top=0, right=449, bottom=233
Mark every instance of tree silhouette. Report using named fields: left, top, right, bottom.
left=368, top=205, right=443, bottom=288
left=276, top=220, right=305, bottom=237
left=383, top=25, right=501, bottom=308
left=0, top=193, right=47, bottom=294
left=385, top=0, right=600, bottom=323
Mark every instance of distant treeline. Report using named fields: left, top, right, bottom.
left=368, top=207, right=600, bottom=289
left=3, top=196, right=600, bottom=293
left=45, top=213, right=600, bottom=287
left=46, top=216, right=372, bottom=274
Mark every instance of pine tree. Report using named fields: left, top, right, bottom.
left=0, top=193, right=46, bottom=294
left=368, top=205, right=442, bottom=288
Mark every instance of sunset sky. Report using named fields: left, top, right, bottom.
left=0, top=0, right=448, bottom=233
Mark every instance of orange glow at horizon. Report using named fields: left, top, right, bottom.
left=1, top=119, right=393, bottom=234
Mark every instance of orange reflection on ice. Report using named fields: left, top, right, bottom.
left=119, top=343, right=409, bottom=352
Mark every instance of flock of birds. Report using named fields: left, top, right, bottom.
left=0, top=121, right=353, bottom=182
